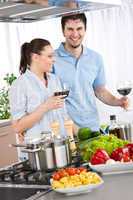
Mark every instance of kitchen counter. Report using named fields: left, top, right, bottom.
left=0, top=119, right=11, bottom=128
left=35, top=173, right=133, bottom=200
left=0, top=119, right=17, bottom=166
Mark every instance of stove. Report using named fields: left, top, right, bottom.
left=0, top=161, right=52, bottom=200
left=0, top=160, right=51, bottom=185
left=0, top=154, right=83, bottom=199
left=0, top=152, right=82, bottom=184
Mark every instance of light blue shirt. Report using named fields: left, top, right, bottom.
left=9, top=69, right=67, bottom=142
left=48, top=0, right=83, bottom=6
left=53, top=43, right=106, bottom=131
left=49, top=0, right=69, bottom=6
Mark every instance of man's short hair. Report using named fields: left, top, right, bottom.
left=61, top=13, right=87, bottom=31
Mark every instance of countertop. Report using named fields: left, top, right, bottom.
left=36, top=172, right=133, bottom=200
left=0, top=119, right=11, bottom=128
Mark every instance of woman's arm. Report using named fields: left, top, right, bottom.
left=12, top=95, right=65, bottom=134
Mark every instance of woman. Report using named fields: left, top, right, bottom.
left=9, top=38, right=68, bottom=159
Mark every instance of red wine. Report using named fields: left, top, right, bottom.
left=117, top=87, right=132, bottom=96
left=54, top=90, right=69, bottom=98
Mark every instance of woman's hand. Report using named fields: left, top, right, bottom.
left=43, top=95, right=65, bottom=112
left=11, top=95, right=66, bottom=135
left=18, top=132, right=25, bottom=143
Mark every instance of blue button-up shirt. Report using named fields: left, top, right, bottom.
left=9, top=69, right=67, bottom=142
left=53, top=43, right=106, bottom=131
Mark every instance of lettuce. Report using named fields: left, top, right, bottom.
left=79, top=135, right=129, bottom=161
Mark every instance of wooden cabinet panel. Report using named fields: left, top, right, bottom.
left=0, top=122, right=18, bottom=167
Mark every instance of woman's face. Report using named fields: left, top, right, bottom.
left=34, top=45, right=55, bottom=73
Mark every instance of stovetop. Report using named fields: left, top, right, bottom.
left=0, top=157, right=88, bottom=200
left=0, top=153, right=84, bottom=186
left=0, top=160, right=51, bottom=185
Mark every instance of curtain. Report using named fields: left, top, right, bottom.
left=85, top=5, right=133, bottom=123
left=0, top=3, right=133, bottom=123
left=0, top=18, right=63, bottom=86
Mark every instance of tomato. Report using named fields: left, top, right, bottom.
left=78, top=167, right=87, bottom=173
left=58, top=169, right=68, bottom=178
left=54, top=167, right=88, bottom=178
left=75, top=168, right=81, bottom=174
left=52, top=172, right=61, bottom=181
left=65, top=167, right=76, bottom=176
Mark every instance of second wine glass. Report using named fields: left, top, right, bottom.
left=116, top=81, right=133, bottom=111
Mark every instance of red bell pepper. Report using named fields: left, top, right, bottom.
left=90, top=149, right=110, bottom=165
left=125, top=143, right=133, bottom=160
left=110, top=147, right=130, bottom=162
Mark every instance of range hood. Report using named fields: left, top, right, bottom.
left=0, top=0, right=117, bottom=23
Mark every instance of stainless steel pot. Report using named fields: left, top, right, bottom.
left=21, top=136, right=72, bottom=171
left=10, top=142, right=45, bottom=171
left=22, top=147, right=45, bottom=171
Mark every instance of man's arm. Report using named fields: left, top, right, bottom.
left=94, top=86, right=129, bottom=109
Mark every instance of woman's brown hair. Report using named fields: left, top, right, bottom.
left=19, top=38, right=50, bottom=74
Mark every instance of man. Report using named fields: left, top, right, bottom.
left=53, top=13, right=128, bottom=131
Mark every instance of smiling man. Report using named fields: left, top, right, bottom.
left=53, top=13, right=128, bottom=132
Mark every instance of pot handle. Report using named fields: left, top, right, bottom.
left=22, top=147, right=41, bottom=153
left=9, top=143, right=28, bottom=148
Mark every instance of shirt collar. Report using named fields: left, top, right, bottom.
left=58, top=42, right=88, bottom=57
left=25, top=69, right=50, bottom=80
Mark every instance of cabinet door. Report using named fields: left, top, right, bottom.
left=0, top=124, right=18, bottom=167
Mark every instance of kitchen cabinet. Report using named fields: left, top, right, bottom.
left=0, top=120, right=18, bottom=167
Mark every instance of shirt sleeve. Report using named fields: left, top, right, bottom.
left=93, top=54, right=106, bottom=89
left=9, top=80, right=27, bottom=120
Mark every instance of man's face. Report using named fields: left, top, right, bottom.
left=63, top=19, right=86, bottom=48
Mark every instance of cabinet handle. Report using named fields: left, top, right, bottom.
left=0, top=132, right=8, bottom=137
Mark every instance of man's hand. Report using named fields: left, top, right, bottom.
left=94, top=86, right=129, bottom=110
left=119, top=96, right=129, bottom=110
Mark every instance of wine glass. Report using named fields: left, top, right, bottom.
left=52, top=82, right=70, bottom=136
left=54, top=82, right=70, bottom=99
left=62, top=82, right=70, bottom=98
left=116, top=81, right=133, bottom=111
